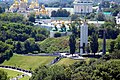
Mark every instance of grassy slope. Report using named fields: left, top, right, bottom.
left=56, top=58, right=92, bottom=66
left=39, top=36, right=70, bottom=53
left=56, top=58, right=79, bottom=66
left=19, top=76, right=30, bottom=80
left=2, top=54, right=56, bottom=70
left=39, top=36, right=80, bottom=53
left=0, top=68, right=22, bottom=78
left=0, top=68, right=30, bottom=80
left=40, top=36, right=113, bottom=53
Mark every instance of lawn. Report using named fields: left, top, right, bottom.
left=0, top=68, right=22, bottom=78
left=0, top=68, right=30, bottom=80
left=2, top=54, right=56, bottom=70
left=19, top=76, right=30, bottom=80
left=56, top=58, right=79, bottom=66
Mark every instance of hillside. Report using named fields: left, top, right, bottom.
left=2, top=54, right=56, bottom=70
left=39, top=36, right=112, bottom=53
left=0, top=68, right=30, bottom=80
left=56, top=58, right=79, bottom=66
left=39, top=36, right=70, bottom=53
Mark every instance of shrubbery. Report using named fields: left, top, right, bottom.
left=0, top=70, right=9, bottom=80
left=51, top=8, right=70, bottom=17
left=30, top=59, right=120, bottom=80
left=0, top=41, right=13, bottom=63
left=54, top=32, right=61, bottom=38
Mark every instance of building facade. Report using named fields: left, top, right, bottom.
left=116, top=12, right=120, bottom=24
left=73, top=0, right=93, bottom=14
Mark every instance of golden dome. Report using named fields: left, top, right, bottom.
left=62, top=22, right=65, bottom=24
left=34, top=2, right=39, bottom=8
left=29, top=1, right=39, bottom=9
left=36, top=11, right=40, bottom=15
left=29, top=1, right=35, bottom=9
left=29, top=5, right=34, bottom=9
left=41, top=5, right=45, bottom=9
left=14, top=0, right=19, bottom=4
left=20, top=0, right=28, bottom=2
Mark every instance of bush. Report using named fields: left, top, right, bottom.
left=110, top=50, right=120, bottom=59
left=30, top=59, right=120, bottom=80
left=0, top=70, right=9, bottom=80
left=54, top=32, right=61, bottom=38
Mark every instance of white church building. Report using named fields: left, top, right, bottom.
left=116, top=12, right=120, bottom=24
left=73, top=0, right=93, bottom=14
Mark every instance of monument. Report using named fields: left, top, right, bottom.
left=102, top=29, right=106, bottom=55
left=80, top=20, right=88, bottom=55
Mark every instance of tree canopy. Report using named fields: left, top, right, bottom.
left=51, top=8, right=70, bottom=17
left=0, top=70, right=9, bottom=80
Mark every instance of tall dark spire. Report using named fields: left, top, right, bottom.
left=102, top=29, right=106, bottom=55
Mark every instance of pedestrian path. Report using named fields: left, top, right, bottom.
left=0, top=67, right=32, bottom=80
left=0, top=67, right=32, bottom=77
left=10, top=74, right=28, bottom=80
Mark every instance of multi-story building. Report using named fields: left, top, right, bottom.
left=73, top=0, right=93, bottom=14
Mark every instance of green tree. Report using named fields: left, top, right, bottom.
left=96, top=12, right=105, bottom=21
left=109, top=40, right=116, bottom=53
left=28, top=13, right=35, bottom=22
left=35, top=34, right=46, bottom=41
left=0, top=70, right=9, bottom=80
left=115, top=35, right=120, bottom=50
left=87, top=13, right=95, bottom=20
left=90, top=32, right=99, bottom=54
left=24, top=40, right=31, bottom=53
left=71, top=14, right=79, bottom=21
left=24, top=38, right=40, bottom=53
left=110, top=50, right=120, bottom=59
left=0, top=41, right=13, bottom=63
left=101, top=1, right=110, bottom=8
left=0, top=7, right=3, bottom=13
left=54, top=32, right=61, bottom=38
left=51, top=11, right=57, bottom=17
left=5, top=39, right=13, bottom=45
left=14, top=41, right=24, bottom=54
left=51, top=8, right=70, bottom=17
left=112, top=8, right=120, bottom=16
left=69, top=34, right=76, bottom=56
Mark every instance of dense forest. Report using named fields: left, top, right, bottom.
left=0, top=13, right=49, bottom=63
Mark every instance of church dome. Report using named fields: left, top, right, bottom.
left=29, top=1, right=35, bottom=9
left=20, top=0, right=28, bottom=2
left=14, top=1, right=19, bottom=4
left=29, top=1, right=39, bottom=9
left=34, top=2, right=39, bottom=8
